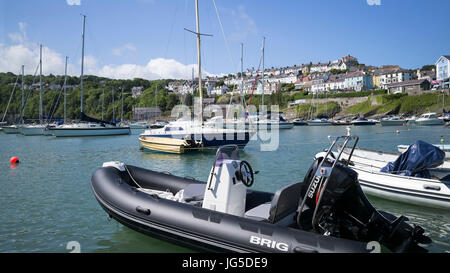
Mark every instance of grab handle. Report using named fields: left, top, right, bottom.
left=136, top=206, right=151, bottom=215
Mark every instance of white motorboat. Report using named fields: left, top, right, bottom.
left=342, top=162, right=450, bottom=210
left=293, top=119, right=308, bottom=126
left=415, top=112, right=444, bottom=126
left=380, top=116, right=407, bottom=126
left=330, top=143, right=450, bottom=210
left=307, top=118, right=332, bottom=126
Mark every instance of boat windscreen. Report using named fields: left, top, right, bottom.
left=380, top=140, right=445, bottom=178
left=215, top=145, right=239, bottom=166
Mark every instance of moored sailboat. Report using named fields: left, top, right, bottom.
left=139, top=1, right=252, bottom=153
left=51, top=15, right=130, bottom=137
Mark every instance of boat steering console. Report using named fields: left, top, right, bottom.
left=236, top=160, right=254, bottom=187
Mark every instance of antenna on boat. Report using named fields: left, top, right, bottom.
left=184, top=0, right=212, bottom=126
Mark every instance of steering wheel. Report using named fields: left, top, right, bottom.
left=238, top=160, right=254, bottom=187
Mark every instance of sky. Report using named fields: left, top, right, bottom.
left=0, top=0, right=449, bottom=80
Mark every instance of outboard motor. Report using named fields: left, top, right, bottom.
left=297, top=135, right=431, bottom=253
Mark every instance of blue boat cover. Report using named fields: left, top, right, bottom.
left=380, top=140, right=445, bottom=178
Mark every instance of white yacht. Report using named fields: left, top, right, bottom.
left=51, top=16, right=130, bottom=137
left=415, top=112, right=444, bottom=126
left=380, top=116, right=406, bottom=126
left=307, top=118, right=332, bottom=126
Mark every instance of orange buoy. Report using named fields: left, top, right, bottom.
left=10, top=156, right=19, bottom=164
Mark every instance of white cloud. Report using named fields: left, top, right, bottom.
left=66, top=0, right=81, bottom=6
left=1, top=22, right=212, bottom=80
left=97, top=58, right=213, bottom=80
left=228, top=5, right=257, bottom=41
left=112, top=43, right=137, bottom=56
left=8, top=22, right=27, bottom=44
left=366, top=0, right=381, bottom=6
left=0, top=43, right=76, bottom=76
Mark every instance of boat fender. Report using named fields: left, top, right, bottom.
left=102, top=161, right=126, bottom=172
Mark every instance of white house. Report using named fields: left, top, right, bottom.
left=376, top=67, right=412, bottom=89
left=210, top=85, right=229, bottom=96
left=436, top=55, right=450, bottom=88
left=310, top=62, right=330, bottom=73
left=131, top=86, right=144, bottom=98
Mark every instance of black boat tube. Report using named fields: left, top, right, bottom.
left=91, top=165, right=371, bottom=253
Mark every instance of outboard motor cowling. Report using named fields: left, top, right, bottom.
left=297, top=137, right=431, bottom=253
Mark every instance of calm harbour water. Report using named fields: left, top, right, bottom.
left=0, top=125, right=449, bottom=253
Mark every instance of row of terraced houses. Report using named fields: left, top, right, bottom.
left=163, top=55, right=450, bottom=97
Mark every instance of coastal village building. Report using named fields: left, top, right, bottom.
left=436, top=55, right=450, bottom=88
left=373, top=66, right=412, bottom=89
left=386, top=79, right=431, bottom=95
left=131, top=86, right=144, bottom=98
left=210, top=85, right=229, bottom=96
left=133, top=107, right=161, bottom=120
left=344, top=71, right=373, bottom=91
left=416, top=69, right=436, bottom=84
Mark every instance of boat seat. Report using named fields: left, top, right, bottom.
left=244, top=182, right=302, bottom=224
left=180, top=183, right=206, bottom=202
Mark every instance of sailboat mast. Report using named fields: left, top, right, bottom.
left=240, top=43, right=245, bottom=111
left=21, top=65, right=24, bottom=113
left=80, top=15, right=86, bottom=114
left=112, top=88, right=115, bottom=122
left=261, top=37, right=265, bottom=109
left=101, top=89, right=104, bottom=120
left=121, top=86, right=124, bottom=122
left=63, top=56, right=68, bottom=124
left=195, top=0, right=203, bottom=125
left=39, top=44, right=43, bottom=124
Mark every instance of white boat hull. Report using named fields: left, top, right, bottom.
left=2, top=126, right=19, bottom=134
left=415, top=119, right=444, bottom=126
left=20, top=126, right=45, bottom=136
left=352, top=165, right=450, bottom=210
left=52, top=127, right=131, bottom=137
left=380, top=120, right=406, bottom=126
left=307, top=121, right=332, bottom=126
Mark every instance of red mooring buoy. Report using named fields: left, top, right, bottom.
left=10, top=156, right=19, bottom=164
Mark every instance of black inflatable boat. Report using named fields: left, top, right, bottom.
left=91, top=136, right=431, bottom=253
